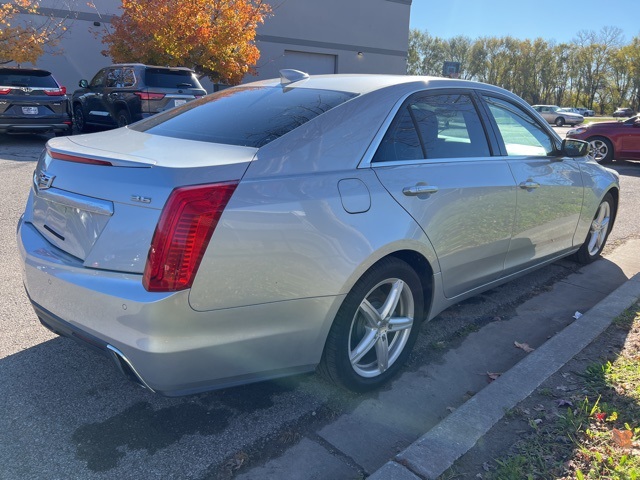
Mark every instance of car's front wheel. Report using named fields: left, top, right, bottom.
left=574, top=193, right=614, bottom=264
left=318, top=258, right=423, bottom=392
left=555, top=117, right=565, bottom=127
left=588, top=136, right=614, bottom=163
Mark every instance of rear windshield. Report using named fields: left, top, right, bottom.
left=130, top=86, right=357, bottom=148
left=144, top=68, right=203, bottom=89
left=0, top=70, right=58, bottom=88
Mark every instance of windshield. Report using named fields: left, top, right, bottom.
left=131, top=86, right=357, bottom=148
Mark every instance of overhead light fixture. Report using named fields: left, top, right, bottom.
left=357, top=52, right=364, bottom=57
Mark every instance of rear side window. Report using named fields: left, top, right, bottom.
left=373, top=92, right=490, bottom=162
left=106, top=68, right=136, bottom=88
left=131, top=86, right=357, bottom=148
left=144, top=69, right=202, bottom=89
left=0, top=70, right=58, bottom=88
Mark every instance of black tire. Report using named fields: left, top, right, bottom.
left=555, top=117, right=565, bottom=127
left=73, top=105, right=88, bottom=133
left=587, top=136, right=614, bottom=163
left=116, top=109, right=131, bottom=128
left=574, top=193, right=615, bottom=264
left=318, top=257, right=424, bottom=392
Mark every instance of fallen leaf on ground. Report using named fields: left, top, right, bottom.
left=612, top=428, right=633, bottom=448
left=487, top=372, right=502, bottom=381
left=557, top=399, right=573, bottom=407
left=514, top=341, right=535, bottom=353
left=447, top=406, right=456, bottom=413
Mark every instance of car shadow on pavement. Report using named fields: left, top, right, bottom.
left=610, top=160, right=640, bottom=177
left=0, top=332, right=337, bottom=476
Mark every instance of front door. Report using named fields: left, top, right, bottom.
left=481, top=95, right=584, bottom=275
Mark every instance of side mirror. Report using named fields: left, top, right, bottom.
left=562, top=138, right=589, bottom=158
left=79, top=79, right=89, bottom=88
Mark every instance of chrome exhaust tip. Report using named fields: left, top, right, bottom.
left=106, top=345, right=155, bottom=393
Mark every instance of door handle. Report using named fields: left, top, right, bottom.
left=402, top=185, right=439, bottom=196
left=519, top=181, right=540, bottom=190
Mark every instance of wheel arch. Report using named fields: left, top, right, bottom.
left=336, top=247, right=436, bottom=327
left=606, top=186, right=620, bottom=231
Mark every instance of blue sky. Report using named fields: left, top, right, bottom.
left=409, top=0, right=640, bottom=44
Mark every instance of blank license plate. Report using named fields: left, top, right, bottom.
left=22, top=107, right=38, bottom=115
left=174, top=99, right=187, bottom=107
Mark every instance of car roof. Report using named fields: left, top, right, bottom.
left=107, top=63, right=196, bottom=72
left=243, top=73, right=514, bottom=97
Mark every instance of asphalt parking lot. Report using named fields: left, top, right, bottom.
left=1, top=130, right=639, bottom=479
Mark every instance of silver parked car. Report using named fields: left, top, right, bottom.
left=532, top=104, right=584, bottom=126
left=18, top=71, right=619, bottom=396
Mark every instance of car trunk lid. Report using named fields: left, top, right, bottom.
left=26, top=129, right=256, bottom=273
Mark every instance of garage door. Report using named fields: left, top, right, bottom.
left=284, top=50, right=337, bottom=75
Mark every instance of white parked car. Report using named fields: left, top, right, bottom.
left=532, top=104, right=584, bottom=126
left=575, top=107, right=595, bottom=117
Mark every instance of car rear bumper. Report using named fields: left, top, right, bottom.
left=17, top=218, right=339, bottom=396
left=0, top=118, right=71, bottom=134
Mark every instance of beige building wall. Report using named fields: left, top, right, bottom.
left=6, top=0, right=411, bottom=92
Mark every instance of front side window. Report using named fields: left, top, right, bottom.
left=373, top=92, right=490, bottom=162
left=484, top=96, right=555, bottom=156
left=90, top=69, right=107, bottom=88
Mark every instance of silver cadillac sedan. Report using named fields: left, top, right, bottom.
left=18, top=71, right=619, bottom=396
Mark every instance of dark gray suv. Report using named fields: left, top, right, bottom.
left=72, top=64, right=207, bottom=132
left=0, top=67, right=72, bottom=135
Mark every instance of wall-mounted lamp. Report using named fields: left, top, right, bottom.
left=93, top=21, right=101, bottom=26
left=357, top=52, right=364, bottom=57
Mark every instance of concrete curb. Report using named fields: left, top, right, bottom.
left=369, top=272, right=640, bottom=480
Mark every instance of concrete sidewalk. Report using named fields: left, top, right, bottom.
left=371, top=269, right=640, bottom=480
left=237, top=239, right=640, bottom=480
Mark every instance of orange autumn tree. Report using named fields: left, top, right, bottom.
left=102, top=0, right=272, bottom=85
left=0, top=0, right=67, bottom=65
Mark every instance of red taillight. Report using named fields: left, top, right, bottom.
left=44, top=86, right=66, bottom=96
left=143, top=181, right=239, bottom=292
left=0, top=87, right=10, bottom=95
left=134, top=92, right=165, bottom=100
left=48, top=149, right=113, bottom=166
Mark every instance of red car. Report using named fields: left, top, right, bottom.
left=566, top=116, right=640, bottom=163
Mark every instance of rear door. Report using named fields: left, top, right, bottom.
left=480, top=94, right=584, bottom=275
left=371, top=90, right=516, bottom=298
